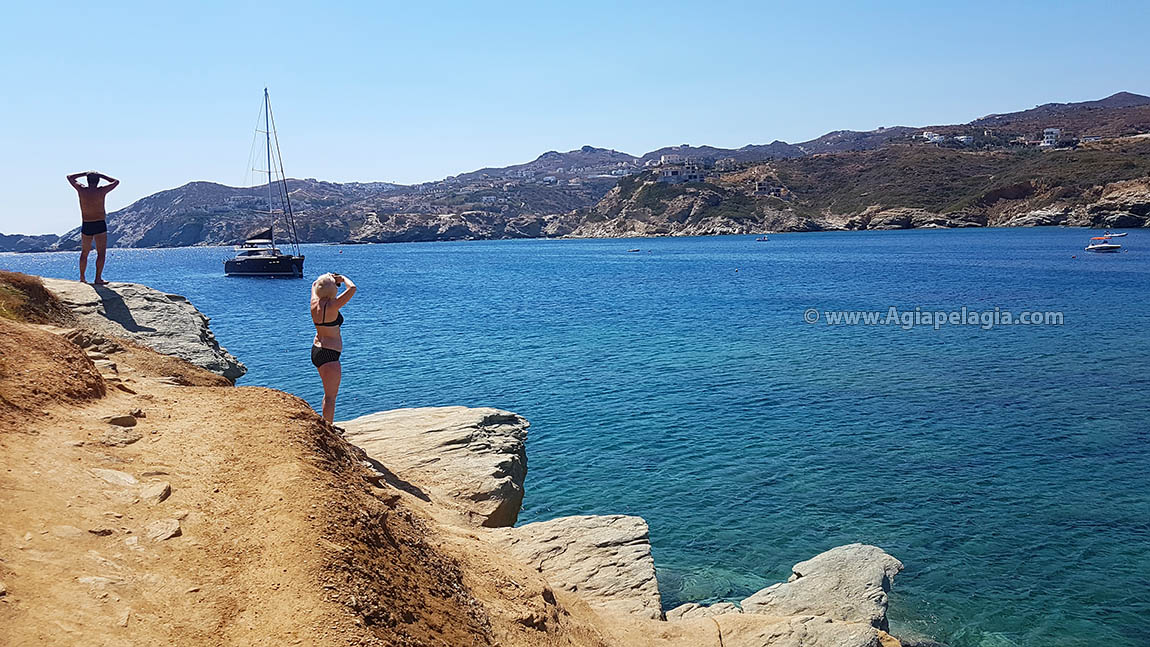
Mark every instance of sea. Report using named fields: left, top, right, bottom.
left=4, top=227, right=1148, bottom=647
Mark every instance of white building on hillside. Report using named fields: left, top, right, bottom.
left=658, top=165, right=704, bottom=184
left=659, top=154, right=682, bottom=165
left=1041, top=128, right=1061, bottom=147
left=921, top=131, right=946, bottom=143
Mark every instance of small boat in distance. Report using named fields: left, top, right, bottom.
left=224, top=88, right=304, bottom=278
left=1085, top=236, right=1122, bottom=253
left=1104, top=231, right=1129, bottom=237
left=755, top=236, right=769, bottom=242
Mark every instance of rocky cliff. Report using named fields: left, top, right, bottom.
left=341, top=402, right=924, bottom=645
left=40, top=278, right=246, bottom=381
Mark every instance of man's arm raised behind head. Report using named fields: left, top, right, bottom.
left=66, top=172, right=85, bottom=190
left=98, top=174, right=119, bottom=192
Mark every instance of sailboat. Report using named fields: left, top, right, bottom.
left=224, top=89, right=305, bottom=277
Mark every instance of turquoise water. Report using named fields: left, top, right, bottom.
left=4, top=228, right=1148, bottom=646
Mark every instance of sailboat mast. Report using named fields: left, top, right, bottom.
left=264, top=88, right=277, bottom=248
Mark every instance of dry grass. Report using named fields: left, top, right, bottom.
left=0, top=271, right=76, bottom=325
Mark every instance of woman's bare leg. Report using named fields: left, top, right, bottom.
left=317, top=361, right=342, bottom=422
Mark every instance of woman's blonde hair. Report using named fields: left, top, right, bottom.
left=312, top=273, right=338, bottom=300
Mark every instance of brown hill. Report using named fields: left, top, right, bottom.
left=8, top=91, right=1148, bottom=250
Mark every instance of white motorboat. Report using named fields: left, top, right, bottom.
left=1085, top=236, right=1122, bottom=253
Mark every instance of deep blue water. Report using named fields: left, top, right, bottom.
left=4, top=228, right=1149, bottom=647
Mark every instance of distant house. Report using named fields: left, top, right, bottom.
left=659, top=154, right=682, bottom=165
left=955, top=135, right=974, bottom=145
left=542, top=176, right=557, bottom=184
left=658, top=165, right=704, bottom=184
left=516, top=169, right=536, bottom=178
left=481, top=195, right=498, bottom=204
left=752, top=180, right=788, bottom=197
left=1041, top=128, right=1061, bottom=147
left=715, top=157, right=738, bottom=171
left=1081, top=135, right=1102, bottom=143
left=921, top=131, right=946, bottom=144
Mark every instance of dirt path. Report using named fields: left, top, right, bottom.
left=0, top=317, right=622, bottom=647
left=0, top=360, right=357, bottom=645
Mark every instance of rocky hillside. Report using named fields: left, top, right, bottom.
left=572, top=136, right=1150, bottom=236
left=5, top=91, right=1148, bottom=251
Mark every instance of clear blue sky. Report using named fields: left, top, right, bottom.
left=2, top=0, right=1147, bottom=235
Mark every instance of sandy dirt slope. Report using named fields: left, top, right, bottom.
left=0, top=274, right=903, bottom=647
left=0, top=284, right=616, bottom=646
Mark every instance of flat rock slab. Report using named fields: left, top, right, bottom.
left=340, top=406, right=528, bottom=527
left=42, top=278, right=245, bottom=381
left=140, top=481, right=172, bottom=504
left=91, top=468, right=138, bottom=487
left=145, top=519, right=182, bottom=541
left=667, top=601, right=742, bottom=620
left=101, top=427, right=143, bottom=447
left=499, top=514, right=662, bottom=619
left=740, top=543, right=903, bottom=631
left=713, top=614, right=884, bottom=647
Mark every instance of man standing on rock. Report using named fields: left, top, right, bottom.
left=67, top=170, right=119, bottom=284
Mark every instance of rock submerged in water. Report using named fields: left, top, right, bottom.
left=340, top=406, right=528, bottom=527
left=41, top=278, right=246, bottom=382
left=500, top=514, right=663, bottom=620
left=740, top=543, right=903, bottom=631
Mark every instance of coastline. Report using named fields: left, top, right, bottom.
left=1, top=220, right=1140, bottom=255
left=0, top=273, right=928, bottom=646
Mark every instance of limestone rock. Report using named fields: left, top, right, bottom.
left=145, top=519, right=182, bottom=541
left=666, top=601, right=742, bottom=620
left=500, top=515, right=662, bottom=619
left=62, top=329, right=122, bottom=354
left=140, top=481, right=172, bottom=504
left=101, top=427, right=143, bottom=447
left=1083, top=177, right=1150, bottom=227
left=741, top=544, right=903, bottom=631
left=715, top=614, right=883, bottom=647
left=104, top=414, right=137, bottom=427
left=341, top=406, right=528, bottom=527
left=88, top=527, right=115, bottom=536
left=50, top=525, right=85, bottom=539
left=91, top=468, right=138, bottom=487
left=41, top=278, right=246, bottom=381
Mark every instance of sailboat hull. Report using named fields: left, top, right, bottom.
left=224, top=255, right=305, bottom=277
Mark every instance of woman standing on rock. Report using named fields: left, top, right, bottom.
left=310, top=273, right=355, bottom=422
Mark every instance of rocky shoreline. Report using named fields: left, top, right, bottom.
left=2, top=274, right=932, bottom=646
left=343, top=405, right=912, bottom=645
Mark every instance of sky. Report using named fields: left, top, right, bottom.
left=2, top=0, right=1147, bottom=235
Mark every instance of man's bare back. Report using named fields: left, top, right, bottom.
left=67, top=171, right=119, bottom=284
left=68, top=171, right=118, bottom=221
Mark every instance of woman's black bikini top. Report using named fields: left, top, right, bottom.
left=315, top=301, right=343, bottom=327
